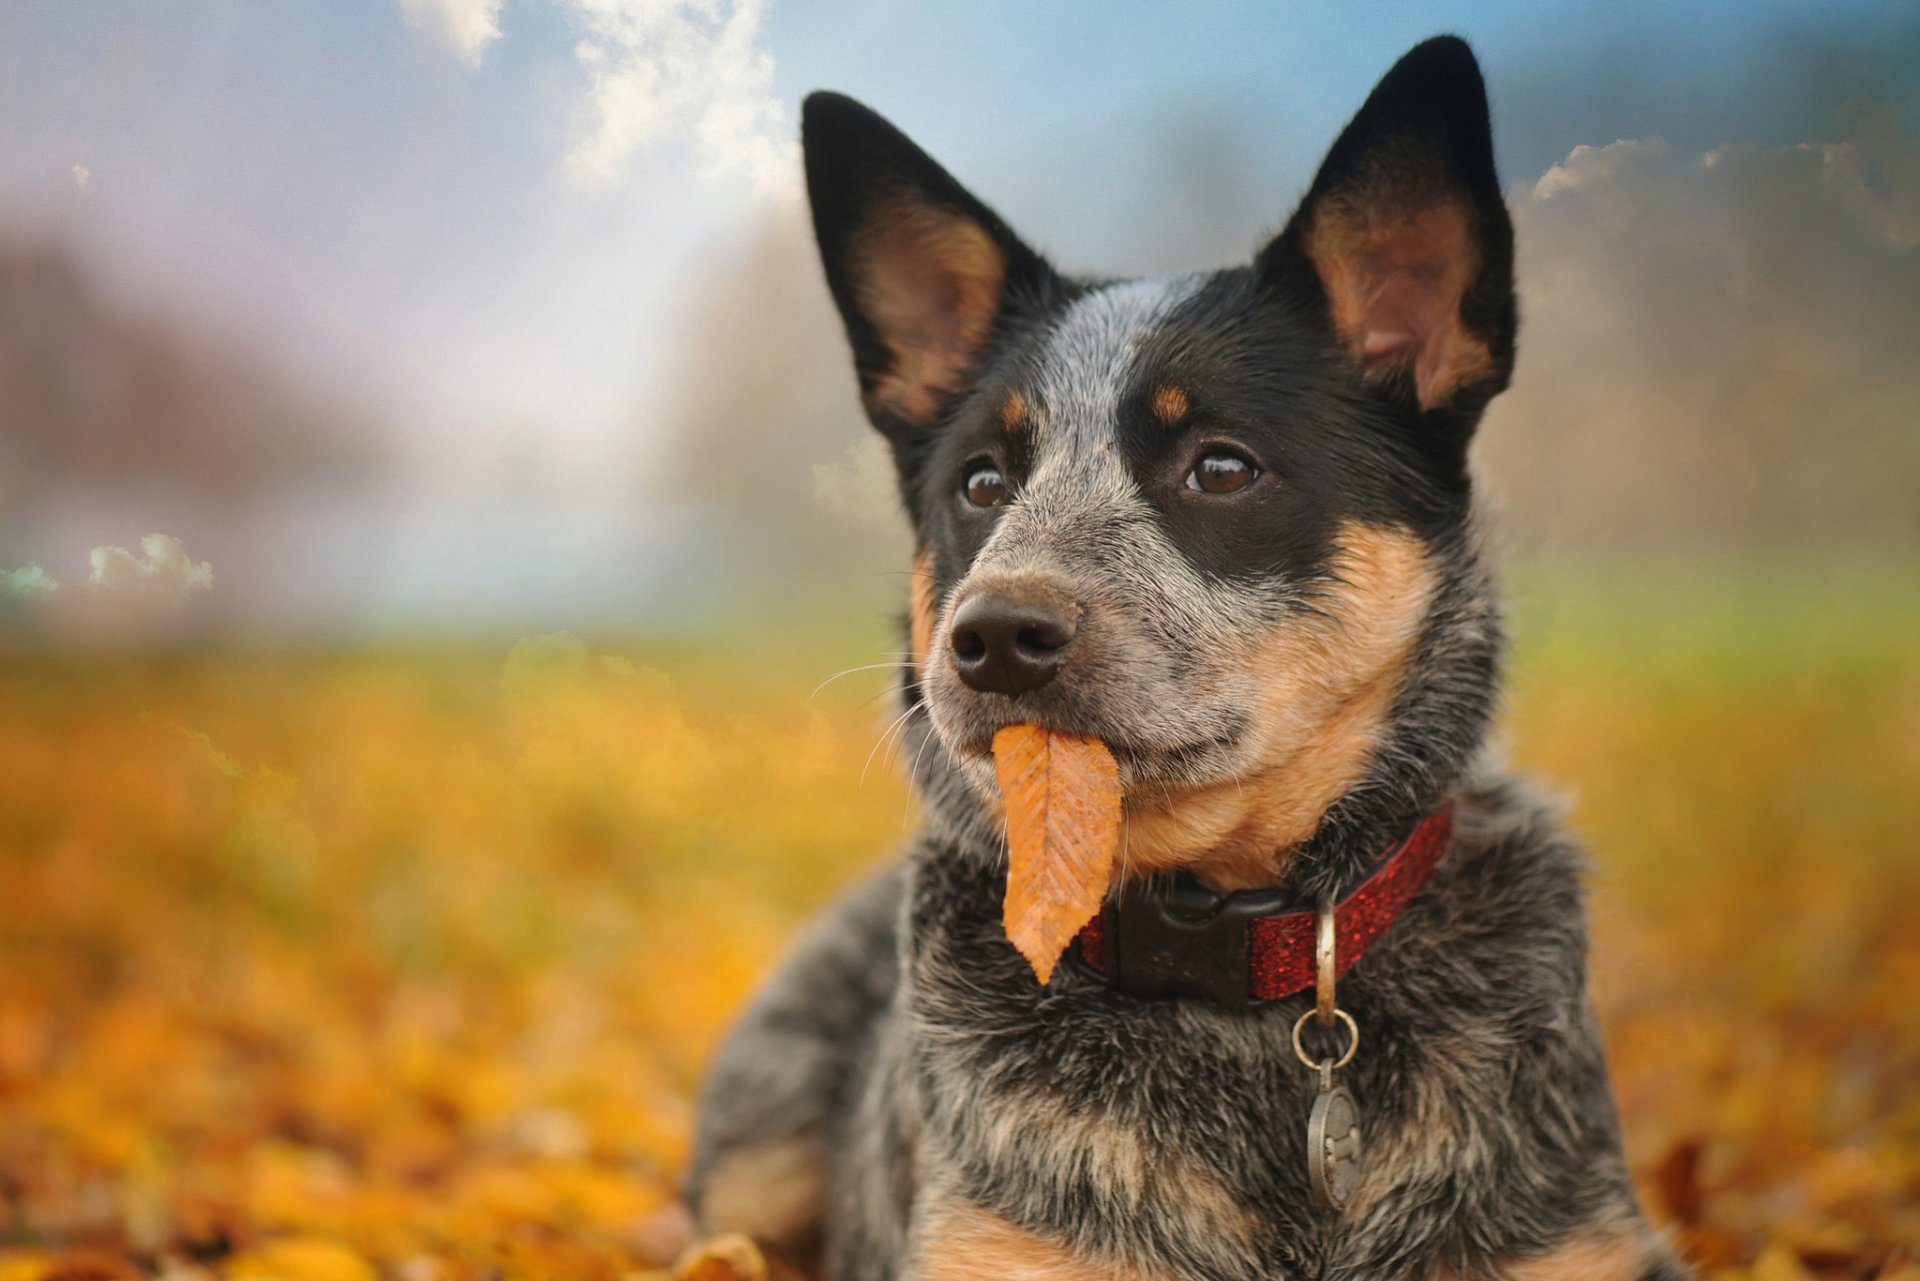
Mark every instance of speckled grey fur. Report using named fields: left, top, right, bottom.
left=686, top=275, right=1687, bottom=1275
left=688, top=46, right=1690, bottom=1281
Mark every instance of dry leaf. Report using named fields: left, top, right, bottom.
left=226, top=1239, right=379, bottom=1281
left=672, top=1234, right=805, bottom=1281
left=993, top=724, right=1123, bottom=984
left=37, top=1250, right=145, bottom=1281
left=1751, top=1244, right=1817, bottom=1281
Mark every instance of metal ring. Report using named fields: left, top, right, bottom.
left=1291, top=1007, right=1359, bottom=1072
left=1315, top=900, right=1338, bottom=1026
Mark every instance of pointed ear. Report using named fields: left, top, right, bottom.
left=803, top=92, right=1058, bottom=431
left=1259, top=37, right=1516, bottom=418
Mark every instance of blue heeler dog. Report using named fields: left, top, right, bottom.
left=685, top=36, right=1689, bottom=1281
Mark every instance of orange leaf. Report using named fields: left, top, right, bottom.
left=227, top=1238, right=379, bottom=1281
left=993, top=724, right=1123, bottom=984
left=673, top=1234, right=807, bottom=1281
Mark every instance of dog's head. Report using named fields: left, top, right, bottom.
left=804, top=38, right=1515, bottom=889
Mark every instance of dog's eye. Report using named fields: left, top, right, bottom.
left=964, top=464, right=1007, bottom=508
left=1186, top=452, right=1257, bottom=495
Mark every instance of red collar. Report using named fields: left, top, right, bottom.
left=1074, top=805, right=1454, bottom=1004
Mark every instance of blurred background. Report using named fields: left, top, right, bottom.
left=2, top=0, right=1916, bottom=638
left=1, top=2, right=1917, bottom=1278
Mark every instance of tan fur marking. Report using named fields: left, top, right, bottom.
left=909, top=547, right=938, bottom=679
left=1344, top=1033, right=1488, bottom=1220
left=1121, top=521, right=1435, bottom=891
left=1150, top=384, right=1190, bottom=425
left=918, top=1097, right=1256, bottom=1280
left=918, top=1205, right=1162, bottom=1281
left=1306, top=195, right=1496, bottom=410
left=854, top=200, right=1007, bottom=424
left=1153, top=1155, right=1261, bottom=1257
left=1000, top=389, right=1031, bottom=432
left=1495, top=1223, right=1653, bottom=1281
left=966, top=1099, right=1258, bottom=1257
left=696, top=1137, right=827, bottom=1254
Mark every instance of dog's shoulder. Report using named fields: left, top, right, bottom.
left=1380, top=765, right=1596, bottom=1007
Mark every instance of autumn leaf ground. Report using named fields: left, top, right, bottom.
left=1, top=561, right=1916, bottom=1281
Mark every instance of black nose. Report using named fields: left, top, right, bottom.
left=948, top=592, right=1080, bottom=696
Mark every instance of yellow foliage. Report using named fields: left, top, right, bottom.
left=0, top=594, right=1916, bottom=1276
left=226, top=1239, right=378, bottom=1281
left=0, top=1255, right=51, bottom=1281
left=1751, top=1243, right=1818, bottom=1281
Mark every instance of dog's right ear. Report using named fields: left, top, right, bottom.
left=803, top=93, right=1058, bottom=435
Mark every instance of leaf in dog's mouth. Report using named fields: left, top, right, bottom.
left=993, top=723, right=1123, bottom=984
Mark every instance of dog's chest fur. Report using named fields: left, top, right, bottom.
left=832, top=776, right=1626, bottom=1281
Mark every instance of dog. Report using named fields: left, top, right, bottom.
left=685, top=36, right=1687, bottom=1281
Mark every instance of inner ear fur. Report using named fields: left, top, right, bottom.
left=848, top=195, right=1009, bottom=424
left=1261, top=37, right=1516, bottom=415
left=803, top=92, right=1054, bottom=431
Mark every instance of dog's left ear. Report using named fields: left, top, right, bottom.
left=1259, top=36, right=1516, bottom=424
left=802, top=92, right=1059, bottom=435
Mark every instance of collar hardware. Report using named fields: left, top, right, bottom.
left=1074, top=805, right=1454, bottom=1006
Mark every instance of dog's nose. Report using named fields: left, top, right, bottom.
left=948, top=593, right=1079, bottom=696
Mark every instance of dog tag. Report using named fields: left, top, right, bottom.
left=1307, top=1064, right=1363, bottom=1211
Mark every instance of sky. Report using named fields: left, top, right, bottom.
left=0, top=0, right=1914, bottom=634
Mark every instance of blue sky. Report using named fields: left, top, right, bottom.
left=2, top=0, right=1908, bottom=472
left=1, top=0, right=1915, bottom=632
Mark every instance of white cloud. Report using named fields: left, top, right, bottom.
left=86, top=534, right=213, bottom=603
left=399, top=0, right=504, bottom=67
left=811, top=437, right=904, bottom=536
left=71, top=163, right=90, bottom=192
left=1479, top=127, right=1920, bottom=553
left=557, top=0, right=793, bottom=196
left=1531, top=138, right=1670, bottom=201
left=2, top=564, right=61, bottom=600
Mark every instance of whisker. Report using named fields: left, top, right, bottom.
left=862, top=704, right=919, bottom=782
left=861, top=702, right=925, bottom=786
left=810, top=661, right=916, bottom=700
left=903, top=717, right=941, bottom=828
left=880, top=700, right=929, bottom=774
left=856, top=687, right=899, bottom=713
left=887, top=703, right=933, bottom=781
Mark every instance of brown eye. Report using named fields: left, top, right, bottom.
left=964, top=464, right=1006, bottom=507
left=1186, top=451, right=1257, bottom=494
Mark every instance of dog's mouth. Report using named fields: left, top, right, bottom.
left=918, top=622, right=1256, bottom=799
left=943, top=715, right=1249, bottom=794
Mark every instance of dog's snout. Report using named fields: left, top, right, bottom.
left=948, top=592, right=1080, bottom=696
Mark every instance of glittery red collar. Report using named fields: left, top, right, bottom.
left=1074, top=805, right=1454, bottom=1005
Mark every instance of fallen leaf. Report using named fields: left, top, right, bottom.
left=0, top=1254, right=49, bottom=1281
left=674, top=1235, right=773, bottom=1281
left=38, top=1251, right=145, bottom=1281
left=994, top=724, right=1123, bottom=984
left=1753, top=1243, right=1817, bottom=1281
left=227, top=1238, right=379, bottom=1281
left=1652, top=1138, right=1705, bottom=1225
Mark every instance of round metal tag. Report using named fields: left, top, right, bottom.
left=1307, top=1083, right=1364, bottom=1211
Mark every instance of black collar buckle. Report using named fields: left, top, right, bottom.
left=1100, top=875, right=1296, bottom=1005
